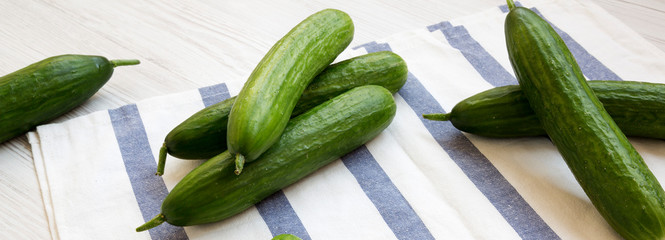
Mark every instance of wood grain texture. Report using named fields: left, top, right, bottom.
left=0, top=0, right=662, bottom=238
left=592, top=0, right=665, bottom=50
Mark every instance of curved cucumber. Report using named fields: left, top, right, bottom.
left=156, top=51, right=406, bottom=175
left=0, top=54, right=139, bottom=143
left=423, top=80, right=665, bottom=139
left=505, top=2, right=665, bottom=239
left=227, top=9, right=354, bottom=174
left=137, top=85, right=396, bottom=229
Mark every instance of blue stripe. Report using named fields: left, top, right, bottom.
left=357, top=42, right=560, bottom=239
left=109, top=104, right=188, bottom=240
left=427, top=22, right=516, bottom=87
left=499, top=4, right=511, bottom=13
left=342, top=146, right=435, bottom=240
left=255, top=191, right=311, bottom=240
left=501, top=2, right=622, bottom=80
left=354, top=41, right=391, bottom=53
left=198, top=83, right=231, bottom=107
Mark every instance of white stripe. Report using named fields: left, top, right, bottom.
left=387, top=30, right=525, bottom=238
left=409, top=29, right=495, bottom=106
left=449, top=7, right=514, bottom=78
left=36, top=111, right=150, bottom=239
left=365, top=130, right=476, bottom=239
left=390, top=93, right=521, bottom=239
left=284, top=160, right=398, bottom=239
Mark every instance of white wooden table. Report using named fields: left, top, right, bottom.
left=0, top=0, right=663, bottom=239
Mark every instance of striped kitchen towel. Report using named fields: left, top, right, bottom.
left=28, top=0, right=665, bottom=239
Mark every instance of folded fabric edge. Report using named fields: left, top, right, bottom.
left=27, top=131, right=58, bottom=240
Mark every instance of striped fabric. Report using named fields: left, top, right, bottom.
left=28, top=0, right=665, bottom=239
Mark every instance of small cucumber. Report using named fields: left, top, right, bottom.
left=505, top=2, right=665, bottom=239
left=0, top=54, right=139, bottom=143
left=156, top=51, right=407, bottom=175
left=423, top=80, right=665, bottom=139
left=137, top=85, right=396, bottom=230
left=272, top=234, right=302, bottom=240
left=227, top=9, right=354, bottom=174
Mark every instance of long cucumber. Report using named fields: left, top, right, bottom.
left=137, top=85, right=396, bottom=229
left=505, top=1, right=665, bottom=239
left=227, top=9, right=354, bottom=174
left=0, top=54, right=139, bottom=143
left=156, top=51, right=407, bottom=175
left=423, top=81, right=665, bottom=139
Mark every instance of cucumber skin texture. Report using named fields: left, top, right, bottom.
left=445, top=81, right=665, bottom=139
left=291, top=51, right=407, bottom=116
left=164, top=97, right=233, bottom=159
left=165, top=51, right=406, bottom=160
left=227, top=9, right=354, bottom=162
left=0, top=55, right=114, bottom=143
left=160, top=85, right=396, bottom=226
left=506, top=6, right=665, bottom=240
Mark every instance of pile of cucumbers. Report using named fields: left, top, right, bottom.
left=426, top=1, right=665, bottom=239
left=0, top=8, right=406, bottom=234
left=0, top=8, right=405, bottom=234
left=137, top=9, right=406, bottom=231
left=156, top=50, right=408, bottom=175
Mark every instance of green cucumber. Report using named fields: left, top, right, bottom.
left=505, top=2, right=665, bottom=239
left=0, top=54, right=139, bottom=143
left=156, top=51, right=406, bottom=175
left=228, top=9, right=354, bottom=174
left=137, top=85, right=396, bottom=230
left=272, top=234, right=303, bottom=240
left=423, top=80, right=665, bottom=139
left=291, top=51, right=407, bottom=116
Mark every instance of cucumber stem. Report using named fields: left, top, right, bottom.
left=422, top=113, right=451, bottom=121
left=507, top=0, right=516, bottom=10
left=110, top=59, right=140, bottom=67
left=136, top=213, right=166, bottom=232
left=156, top=143, right=168, bottom=176
left=234, top=154, right=245, bottom=175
